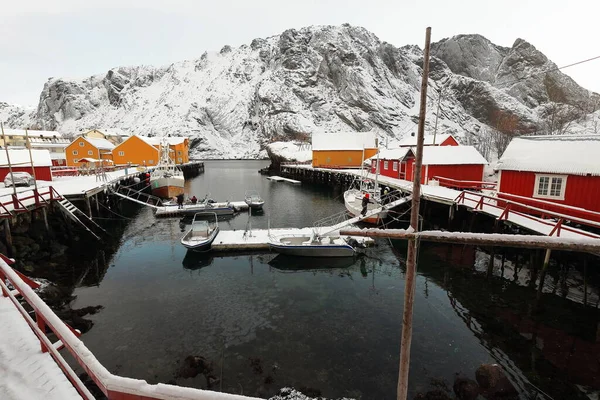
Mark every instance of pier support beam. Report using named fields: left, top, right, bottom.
left=3, top=218, right=13, bottom=256
left=85, top=196, right=93, bottom=219
left=41, top=208, right=49, bottom=231
left=536, top=249, right=552, bottom=300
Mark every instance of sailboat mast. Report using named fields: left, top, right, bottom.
left=374, top=138, right=380, bottom=195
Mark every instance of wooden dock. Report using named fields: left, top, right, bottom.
left=154, top=201, right=249, bottom=217
left=212, top=226, right=373, bottom=252
left=267, top=175, right=301, bottom=184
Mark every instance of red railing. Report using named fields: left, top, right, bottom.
left=432, top=176, right=497, bottom=191
left=0, top=186, right=62, bottom=217
left=0, top=257, right=259, bottom=400
left=454, top=191, right=600, bottom=239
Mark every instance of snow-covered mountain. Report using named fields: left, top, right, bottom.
left=2, top=25, right=598, bottom=158
left=0, top=102, right=33, bottom=130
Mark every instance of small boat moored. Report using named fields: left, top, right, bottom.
left=268, top=232, right=356, bottom=257
left=244, top=190, right=265, bottom=210
left=180, top=212, right=220, bottom=251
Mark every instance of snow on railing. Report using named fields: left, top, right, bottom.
left=0, top=186, right=62, bottom=216
left=0, top=257, right=260, bottom=400
left=432, top=176, right=497, bottom=190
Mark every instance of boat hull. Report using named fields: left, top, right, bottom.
left=157, top=204, right=235, bottom=217
left=268, top=235, right=355, bottom=257
left=181, top=227, right=219, bottom=251
left=343, top=189, right=388, bottom=224
left=245, top=201, right=264, bottom=210
left=151, top=176, right=185, bottom=199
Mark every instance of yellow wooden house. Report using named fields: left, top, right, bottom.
left=311, top=132, right=378, bottom=168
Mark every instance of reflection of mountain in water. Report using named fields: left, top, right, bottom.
left=413, top=242, right=599, bottom=399
left=268, top=254, right=357, bottom=271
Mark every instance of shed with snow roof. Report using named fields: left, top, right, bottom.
left=311, top=132, right=377, bottom=168
left=497, top=134, right=600, bottom=214
left=0, top=149, right=53, bottom=181
left=370, top=146, right=487, bottom=184
left=65, top=137, right=115, bottom=167
left=396, top=133, right=459, bottom=148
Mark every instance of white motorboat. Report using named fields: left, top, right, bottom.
left=244, top=190, right=265, bottom=210
left=268, top=233, right=356, bottom=257
left=180, top=213, right=220, bottom=251
left=150, top=139, right=185, bottom=199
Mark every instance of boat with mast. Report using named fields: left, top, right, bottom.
left=150, top=138, right=185, bottom=198
left=343, top=146, right=388, bottom=224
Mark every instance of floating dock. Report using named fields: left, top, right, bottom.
left=212, top=226, right=373, bottom=252
left=267, top=175, right=301, bottom=184
left=154, top=201, right=249, bottom=217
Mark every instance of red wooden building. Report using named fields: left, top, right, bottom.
left=497, top=135, right=600, bottom=215
left=396, top=133, right=459, bottom=147
left=0, top=149, right=53, bottom=181
left=370, top=145, right=487, bottom=184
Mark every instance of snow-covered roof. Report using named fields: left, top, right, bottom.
left=497, top=134, right=600, bottom=176
left=397, top=133, right=456, bottom=147
left=83, top=137, right=115, bottom=150
left=49, top=152, right=66, bottom=160
left=0, top=149, right=52, bottom=167
left=1, top=128, right=62, bottom=138
left=86, top=129, right=130, bottom=137
left=135, top=135, right=188, bottom=146
left=421, top=145, right=487, bottom=165
left=267, top=141, right=312, bottom=163
left=312, top=132, right=376, bottom=151
left=366, top=147, right=413, bottom=162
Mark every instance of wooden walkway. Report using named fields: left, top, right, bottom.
left=282, top=165, right=600, bottom=240
left=0, top=295, right=81, bottom=400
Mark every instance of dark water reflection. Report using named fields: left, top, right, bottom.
left=68, top=161, right=599, bottom=399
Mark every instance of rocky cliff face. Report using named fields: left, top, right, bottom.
left=0, top=102, right=33, bottom=129
left=3, top=26, right=598, bottom=158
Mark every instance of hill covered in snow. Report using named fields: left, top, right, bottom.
left=2, top=25, right=599, bottom=158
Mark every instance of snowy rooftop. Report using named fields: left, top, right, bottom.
left=312, top=132, right=376, bottom=151
left=397, top=133, right=455, bottom=147
left=365, top=147, right=412, bottom=162
left=421, top=145, right=487, bottom=165
left=1, top=128, right=62, bottom=138
left=267, top=141, right=312, bottom=163
left=498, top=134, right=600, bottom=176
left=0, top=149, right=52, bottom=167
left=84, top=137, right=115, bottom=150
left=136, top=135, right=188, bottom=146
left=86, top=129, right=130, bottom=137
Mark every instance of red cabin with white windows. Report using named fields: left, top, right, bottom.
left=497, top=135, right=600, bottom=217
left=370, top=146, right=487, bottom=184
left=396, top=133, right=459, bottom=148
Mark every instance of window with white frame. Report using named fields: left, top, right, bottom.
left=393, top=161, right=398, bottom=172
left=118, top=151, right=125, bottom=156
left=178, top=157, right=182, bottom=163
left=534, top=174, right=567, bottom=200
left=88, top=150, right=93, bottom=155
left=384, top=161, right=389, bottom=170
left=79, top=141, right=85, bottom=147
left=72, top=150, right=78, bottom=155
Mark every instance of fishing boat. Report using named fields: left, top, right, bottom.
left=244, top=190, right=265, bottom=210
left=343, top=147, right=387, bottom=224
left=180, top=212, right=220, bottom=251
left=150, top=138, right=185, bottom=198
left=268, top=233, right=356, bottom=257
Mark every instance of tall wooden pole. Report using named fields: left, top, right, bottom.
left=397, top=26, right=431, bottom=400
left=1, top=122, right=18, bottom=202
left=24, top=129, right=39, bottom=192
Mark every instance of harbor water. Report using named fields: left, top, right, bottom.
left=61, top=160, right=598, bottom=399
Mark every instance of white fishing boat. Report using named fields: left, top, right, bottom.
left=180, top=213, right=220, bottom=251
left=268, top=233, right=356, bottom=257
left=244, top=190, right=265, bottom=210
left=343, top=148, right=387, bottom=224
left=150, top=138, right=185, bottom=198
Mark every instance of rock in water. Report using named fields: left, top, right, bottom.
left=475, top=363, right=518, bottom=397
left=453, top=375, right=480, bottom=400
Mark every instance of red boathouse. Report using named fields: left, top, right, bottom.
left=497, top=135, right=600, bottom=217
left=370, top=145, right=487, bottom=184
left=0, top=149, right=53, bottom=181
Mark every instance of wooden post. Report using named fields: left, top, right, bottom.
left=41, top=208, right=50, bottom=231
left=1, top=123, right=18, bottom=208
left=536, top=249, right=552, bottom=300
left=3, top=218, right=13, bottom=256
left=24, top=129, right=40, bottom=205
left=85, top=196, right=93, bottom=218
left=397, top=26, right=431, bottom=400
left=583, top=257, right=588, bottom=307
left=36, top=312, right=48, bottom=353
left=95, top=193, right=100, bottom=214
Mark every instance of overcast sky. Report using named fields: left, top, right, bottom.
left=1, top=0, right=598, bottom=106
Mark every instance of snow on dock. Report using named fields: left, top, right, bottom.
left=154, top=201, right=249, bottom=217
left=212, top=226, right=373, bottom=251
left=0, top=296, right=81, bottom=400
left=267, top=175, right=301, bottom=184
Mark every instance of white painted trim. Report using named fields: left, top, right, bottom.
left=533, top=174, right=567, bottom=200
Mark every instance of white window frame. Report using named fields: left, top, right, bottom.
left=393, top=161, right=398, bottom=172
left=533, top=174, right=567, bottom=200
left=118, top=151, right=125, bottom=156
left=384, top=160, right=389, bottom=170
left=148, top=160, right=154, bottom=164
left=72, top=150, right=78, bottom=155
left=79, top=141, right=85, bottom=147
left=88, top=150, right=93, bottom=155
